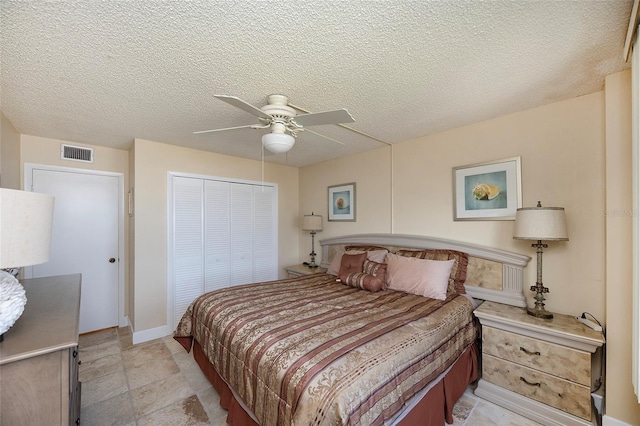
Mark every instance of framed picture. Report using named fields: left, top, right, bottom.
left=453, top=157, right=522, bottom=221
left=328, top=182, right=356, bottom=221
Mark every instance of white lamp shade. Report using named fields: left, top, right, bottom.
left=513, top=206, right=568, bottom=241
left=302, top=214, right=323, bottom=232
left=262, top=132, right=295, bottom=153
left=0, top=189, right=55, bottom=268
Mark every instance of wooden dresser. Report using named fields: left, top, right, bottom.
left=0, top=274, right=82, bottom=426
left=474, top=301, right=605, bottom=426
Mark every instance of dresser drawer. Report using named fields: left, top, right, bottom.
left=482, top=326, right=590, bottom=386
left=483, top=354, right=591, bottom=420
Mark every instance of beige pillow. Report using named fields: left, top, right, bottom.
left=327, top=249, right=388, bottom=275
left=386, top=253, right=454, bottom=300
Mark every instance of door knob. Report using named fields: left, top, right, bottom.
left=109, top=258, right=116, bottom=263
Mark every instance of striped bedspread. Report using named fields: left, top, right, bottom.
left=175, top=273, right=477, bottom=426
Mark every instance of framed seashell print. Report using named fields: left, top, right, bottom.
left=328, top=182, right=356, bottom=221
left=453, top=157, right=522, bottom=220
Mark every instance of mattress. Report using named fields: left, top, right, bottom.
left=175, top=273, right=478, bottom=425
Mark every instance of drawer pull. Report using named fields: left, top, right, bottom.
left=519, top=346, right=541, bottom=356
left=520, top=376, right=541, bottom=387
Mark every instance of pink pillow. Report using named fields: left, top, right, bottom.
left=386, top=253, right=454, bottom=300
left=327, top=249, right=388, bottom=275
left=337, top=252, right=367, bottom=278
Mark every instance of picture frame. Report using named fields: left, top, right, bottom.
left=453, top=156, right=522, bottom=221
left=328, top=182, right=356, bottom=221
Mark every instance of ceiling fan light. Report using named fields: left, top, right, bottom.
left=262, top=132, right=295, bottom=153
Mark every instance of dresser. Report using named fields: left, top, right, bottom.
left=0, top=274, right=82, bottom=425
left=474, top=301, right=605, bottom=426
left=285, top=264, right=328, bottom=278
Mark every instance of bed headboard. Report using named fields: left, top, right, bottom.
left=319, top=233, right=531, bottom=307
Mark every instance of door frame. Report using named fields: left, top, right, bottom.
left=24, top=163, right=127, bottom=328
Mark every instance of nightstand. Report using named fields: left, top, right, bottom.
left=285, top=264, right=328, bottom=278
left=474, top=301, right=605, bottom=426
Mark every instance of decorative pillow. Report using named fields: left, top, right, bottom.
left=339, top=272, right=384, bottom=292
left=362, top=259, right=387, bottom=289
left=386, top=253, right=454, bottom=301
left=396, top=249, right=468, bottom=294
left=327, top=249, right=388, bottom=275
left=337, top=252, right=367, bottom=278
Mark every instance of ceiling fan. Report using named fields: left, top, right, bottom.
left=194, top=94, right=355, bottom=154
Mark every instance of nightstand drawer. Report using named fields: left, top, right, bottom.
left=482, top=326, right=590, bottom=386
left=483, top=354, right=591, bottom=420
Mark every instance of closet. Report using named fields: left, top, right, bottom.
left=169, top=174, right=278, bottom=327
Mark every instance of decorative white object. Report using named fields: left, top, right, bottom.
left=0, top=270, right=27, bottom=335
left=0, top=188, right=55, bottom=338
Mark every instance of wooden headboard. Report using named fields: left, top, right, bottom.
left=320, top=233, right=531, bottom=307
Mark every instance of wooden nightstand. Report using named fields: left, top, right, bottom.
left=474, top=301, right=605, bottom=426
left=285, top=264, right=328, bottom=278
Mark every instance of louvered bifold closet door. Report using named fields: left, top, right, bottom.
left=204, top=180, right=231, bottom=293
left=253, top=185, right=277, bottom=282
left=171, top=174, right=278, bottom=329
left=173, top=177, right=204, bottom=326
left=230, top=183, right=254, bottom=286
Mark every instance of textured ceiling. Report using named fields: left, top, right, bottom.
left=0, top=1, right=633, bottom=167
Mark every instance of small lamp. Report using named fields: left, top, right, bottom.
left=513, top=201, right=568, bottom=319
left=302, top=212, right=323, bottom=268
left=0, top=188, right=55, bottom=339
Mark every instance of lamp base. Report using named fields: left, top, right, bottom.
left=527, top=305, right=553, bottom=319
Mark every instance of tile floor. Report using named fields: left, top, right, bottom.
left=79, top=327, right=542, bottom=425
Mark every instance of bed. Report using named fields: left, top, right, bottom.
left=174, top=234, right=530, bottom=425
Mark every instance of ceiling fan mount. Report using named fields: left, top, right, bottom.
left=194, top=94, right=355, bottom=153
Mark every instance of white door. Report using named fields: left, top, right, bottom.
left=29, top=168, right=120, bottom=334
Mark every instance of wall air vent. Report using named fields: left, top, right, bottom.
left=61, top=144, right=94, bottom=163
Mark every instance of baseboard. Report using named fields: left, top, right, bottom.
left=603, top=415, right=633, bottom=426
left=132, top=324, right=172, bottom=344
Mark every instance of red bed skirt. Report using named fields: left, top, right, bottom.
left=190, top=339, right=478, bottom=426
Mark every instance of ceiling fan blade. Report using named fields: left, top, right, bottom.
left=293, top=109, right=355, bottom=127
left=214, top=95, right=272, bottom=120
left=193, top=124, right=258, bottom=134
left=304, top=128, right=346, bottom=146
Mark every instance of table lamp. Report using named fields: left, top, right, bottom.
left=0, top=188, right=55, bottom=339
left=302, top=212, right=322, bottom=268
left=513, top=201, right=568, bottom=319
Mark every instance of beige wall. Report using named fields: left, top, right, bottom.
left=132, top=138, right=299, bottom=332
left=300, top=79, right=639, bottom=423
left=1, top=111, right=21, bottom=189
left=128, top=142, right=136, bottom=329
left=303, top=92, right=605, bottom=318
left=298, top=146, right=392, bottom=256
left=604, top=70, right=640, bottom=424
